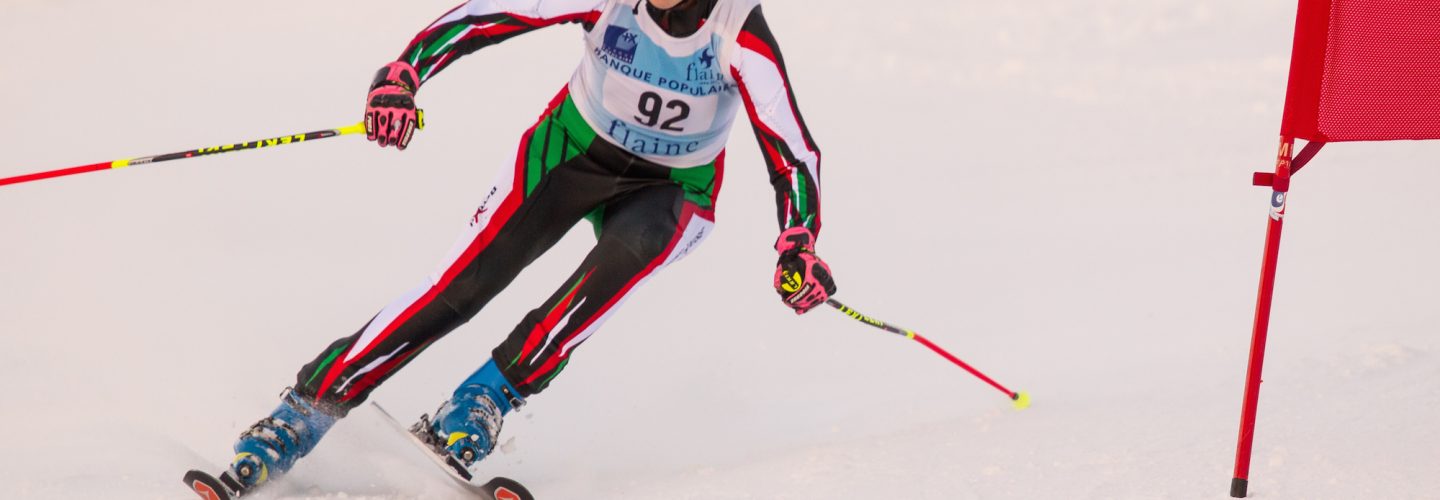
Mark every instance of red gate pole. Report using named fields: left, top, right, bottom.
left=1231, top=136, right=1295, bottom=498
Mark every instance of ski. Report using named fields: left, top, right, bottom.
left=182, top=469, right=251, bottom=500
left=371, top=401, right=535, bottom=500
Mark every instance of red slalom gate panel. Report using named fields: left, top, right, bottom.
left=1283, top=0, right=1440, bottom=142
left=1235, top=1, right=1440, bottom=498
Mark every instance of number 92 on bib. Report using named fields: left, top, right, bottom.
left=601, top=76, right=719, bottom=136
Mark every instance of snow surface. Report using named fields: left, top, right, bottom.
left=2, top=1, right=1439, bottom=498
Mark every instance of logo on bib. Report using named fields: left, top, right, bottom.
left=687, top=47, right=725, bottom=83
left=699, top=47, right=715, bottom=69
left=607, top=120, right=703, bottom=156
left=603, top=26, right=639, bottom=63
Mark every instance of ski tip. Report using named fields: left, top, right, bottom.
left=482, top=476, right=535, bottom=500
left=1011, top=391, right=1031, bottom=411
left=183, top=470, right=233, bottom=500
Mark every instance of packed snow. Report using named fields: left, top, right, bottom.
left=2, top=1, right=1438, bottom=498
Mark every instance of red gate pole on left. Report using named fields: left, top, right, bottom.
left=1231, top=136, right=1296, bottom=498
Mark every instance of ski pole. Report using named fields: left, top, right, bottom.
left=826, top=299, right=1030, bottom=410
left=0, top=122, right=367, bottom=188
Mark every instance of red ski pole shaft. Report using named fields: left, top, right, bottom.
left=0, top=122, right=366, bottom=188
left=910, top=333, right=1014, bottom=397
left=826, top=299, right=1029, bottom=409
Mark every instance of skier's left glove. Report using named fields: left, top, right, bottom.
left=774, top=226, right=837, bottom=315
left=365, top=61, right=424, bottom=150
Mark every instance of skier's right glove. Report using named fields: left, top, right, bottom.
left=365, top=61, right=424, bottom=150
left=774, top=226, right=837, bottom=315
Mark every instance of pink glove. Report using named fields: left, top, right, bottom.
left=365, top=61, right=423, bottom=150
left=774, top=227, right=837, bottom=315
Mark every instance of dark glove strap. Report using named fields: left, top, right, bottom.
left=775, top=229, right=813, bottom=254
left=370, top=65, right=418, bottom=93
left=370, top=78, right=416, bottom=93
left=369, top=92, right=416, bottom=110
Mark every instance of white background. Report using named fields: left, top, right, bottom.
left=1, top=1, right=1437, bottom=498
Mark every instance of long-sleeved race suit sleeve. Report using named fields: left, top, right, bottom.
left=400, top=0, right=607, bottom=86
left=730, top=6, right=823, bottom=238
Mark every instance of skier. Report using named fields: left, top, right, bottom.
left=222, top=0, right=834, bottom=490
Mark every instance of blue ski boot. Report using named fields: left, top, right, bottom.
left=412, top=359, right=525, bottom=479
left=230, top=388, right=339, bottom=489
